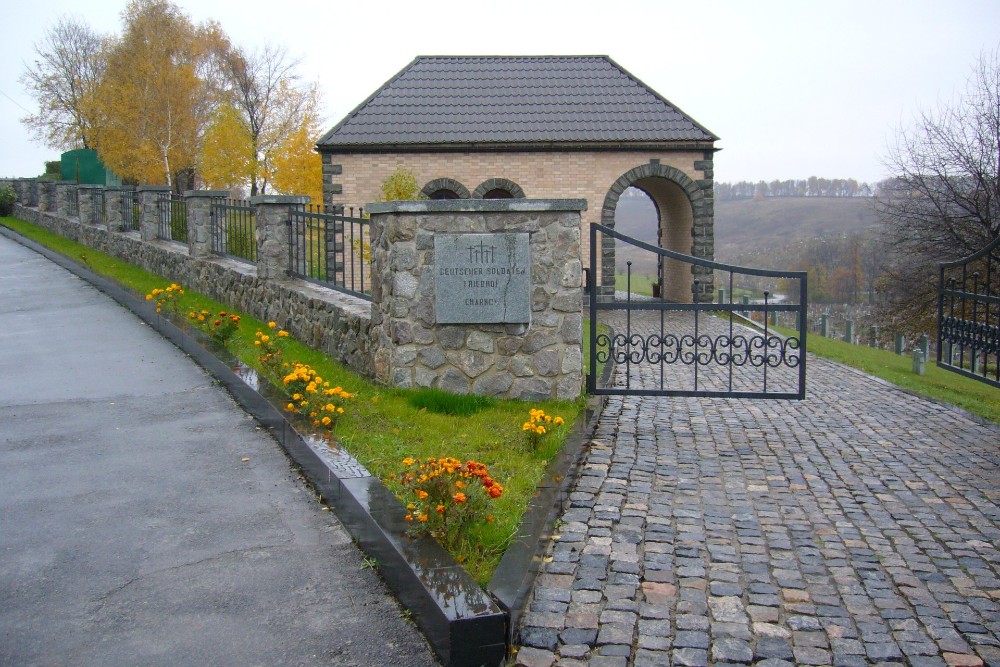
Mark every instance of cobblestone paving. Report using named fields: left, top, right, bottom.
left=518, top=317, right=1000, bottom=666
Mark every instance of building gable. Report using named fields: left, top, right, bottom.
left=317, top=56, right=718, bottom=150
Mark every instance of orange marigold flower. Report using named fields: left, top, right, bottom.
left=416, top=490, right=428, bottom=500
left=417, top=514, right=428, bottom=523
left=404, top=514, right=413, bottom=522
left=436, top=505, right=445, bottom=514
left=487, top=484, right=503, bottom=499
left=402, top=457, right=415, bottom=466
left=453, top=492, right=467, bottom=504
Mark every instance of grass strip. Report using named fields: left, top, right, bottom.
left=793, top=326, right=999, bottom=424
left=1, top=217, right=584, bottom=584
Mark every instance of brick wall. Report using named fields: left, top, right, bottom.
left=321, top=148, right=715, bottom=300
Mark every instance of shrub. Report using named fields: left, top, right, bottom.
left=522, top=408, right=565, bottom=447
left=392, top=457, right=503, bottom=548
left=189, top=309, right=241, bottom=344
left=281, top=361, right=354, bottom=437
left=0, top=186, right=16, bottom=217
left=145, top=283, right=184, bottom=314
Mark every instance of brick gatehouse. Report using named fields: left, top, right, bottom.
left=316, top=55, right=718, bottom=301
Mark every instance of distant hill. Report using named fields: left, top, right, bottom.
left=714, top=197, right=878, bottom=264
left=613, top=192, right=880, bottom=269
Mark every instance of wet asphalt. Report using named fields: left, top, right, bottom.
left=0, top=234, right=440, bottom=666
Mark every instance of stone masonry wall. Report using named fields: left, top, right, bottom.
left=367, top=200, right=585, bottom=402
left=9, top=196, right=373, bottom=377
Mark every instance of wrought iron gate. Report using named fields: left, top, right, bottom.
left=587, top=224, right=808, bottom=399
left=938, top=235, right=1000, bottom=388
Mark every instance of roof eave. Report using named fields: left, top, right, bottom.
left=316, top=140, right=718, bottom=154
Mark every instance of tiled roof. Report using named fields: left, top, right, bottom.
left=317, top=56, right=718, bottom=148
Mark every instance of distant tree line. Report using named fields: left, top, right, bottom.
left=715, top=178, right=875, bottom=201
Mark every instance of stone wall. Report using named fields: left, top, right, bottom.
left=6, top=185, right=373, bottom=378
left=367, top=200, right=585, bottom=401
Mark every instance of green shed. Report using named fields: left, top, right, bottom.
left=60, top=149, right=121, bottom=186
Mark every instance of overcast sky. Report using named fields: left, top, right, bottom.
left=2, top=0, right=998, bottom=185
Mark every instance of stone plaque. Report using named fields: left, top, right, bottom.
left=435, top=233, right=531, bottom=324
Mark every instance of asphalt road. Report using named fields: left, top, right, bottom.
left=0, top=234, right=440, bottom=667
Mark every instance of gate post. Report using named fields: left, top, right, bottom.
left=367, top=199, right=585, bottom=401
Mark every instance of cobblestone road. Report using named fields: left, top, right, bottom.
left=518, top=310, right=1000, bottom=667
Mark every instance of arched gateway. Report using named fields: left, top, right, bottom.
left=315, top=55, right=719, bottom=298
left=601, top=163, right=714, bottom=302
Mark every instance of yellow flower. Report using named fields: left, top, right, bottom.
left=417, top=514, right=428, bottom=523
left=402, top=457, right=415, bottom=466
left=321, top=416, right=332, bottom=426
left=278, top=330, right=289, bottom=337
left=268, top=321, right=276, bottom=328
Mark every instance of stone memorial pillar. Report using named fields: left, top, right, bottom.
left=137, top=185, right=170, bottom=242
left=186, top=190, right=230, bottom=258
left=253, top=195, right=310, bottom=280
left=367, top=199, right=586, bottom=401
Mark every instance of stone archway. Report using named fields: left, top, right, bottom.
left=601, top=162, right=714, bottom=302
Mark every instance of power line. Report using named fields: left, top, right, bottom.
left=0, top=88, right=31, bottom=113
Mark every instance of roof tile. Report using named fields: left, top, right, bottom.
left=317, top=56, right=717, bottom=148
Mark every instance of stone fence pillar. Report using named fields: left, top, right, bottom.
left=19, top=179, right=40, bottom=207
left=78, top=185, right=101, bottom=226
left=104, top=186, right=125, bottom=231
left=253, top=195, right=310, bottom=280
left=138, top=185, right=171, bottom=242
left=186, top=190, right=231, bottom=258
left=39, top=181, right=56, bottom=212
left=367, top=199, right=586, bottom=401
left=54, top=182, right=74, bottom=219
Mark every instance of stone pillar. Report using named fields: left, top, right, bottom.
left=895, top=334, right=905, bottom=355
left=104, top=186, right=124, bottom=231
left=40, top=181, right=56, bottom=212
left=367, top=199, right=586, bottom=401
left=821, top=313, right=829, bottom=337
left=24, top=179, right=39, bottom=207
left=185, top=190, right=230, bottom=258
left=137, top=185, right=170, bottom=242
left=253, top=195, right=310, bottom=280
left=55, top=182, right=79, bottom=219
left=844, top=320, right=854, bottom=344
left=78, top=185, right=100, bottom=226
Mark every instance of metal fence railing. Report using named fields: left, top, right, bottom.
left=91, top=189, right=106, bottom=226
left=157, top=192, right=187, bottom=243
left=211, top=199, right=256, bottom=263
left=121, top=190, right=139, bottom=231
left=66, top=187, right=79, bottom=218
left=938, top=234, right=1000, bottom=388
left=289, top=205, right=371, bottom=300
